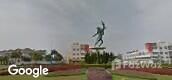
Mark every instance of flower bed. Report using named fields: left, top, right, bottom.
left=48, top=64, right=81, bottom=72
left=119, top=67, right=172, bottom=75
left=45, top=69, right=85, bottom=77
left=81, top=64, right=111, bottom=69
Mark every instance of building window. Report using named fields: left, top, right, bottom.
left=77, top=49, right=79, bottom=51
left=159, top=47, right=162, bottom=49
left=152, top=43, right=157, bottom=46
left=81, top=53, right=85, bottom=55
left=151, top=43, right=157, bottom=49
left=73, top=49, right=75, bottom=51
left=169, top=51, right=172, bottom=54
left=168, top=46, right=172, bottom=50
left=73, top=53, right=75, bottom=55
left=153, top=52, right=158, bottom=55
left=77, top=53, right=79, bottom=55
left=160, top=52, right=163, bottom=54
left=77, top=57, right=79, bottom=59
left=152, top=56, right=158, bottom=58
left=81, top=57, right=84, bottom=59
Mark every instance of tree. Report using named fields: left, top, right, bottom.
left=84, top=51, right=116, bottom=64
left=97, top=51, right=101, bottom=64
left=109, top=52, right=116, bottom=62
left=45, top=54, right=51, bottom=61
left=91, top=53, right=97, bottom=64
left=85, top=53, right=89, bottom=63
left=11, top=49, right=22, bottom=63
left=0, top=56, right=8, bottom=65
left=51, top=49, right=63, bottom=61
left=31, top=52, right=43, bottom=62
left=104, top=52, right=109, bottom=64
left=21, top=56, right=31, bottom=62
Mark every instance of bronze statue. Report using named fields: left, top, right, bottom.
left=92, top=20, right=106, bottom=47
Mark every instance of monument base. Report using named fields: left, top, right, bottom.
left=90, top=47, right=106, bottom=50
left=90, top=47, right=106, bottom=52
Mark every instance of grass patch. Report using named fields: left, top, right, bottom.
left=162, top=64, right=172, bottom=68
left=0, top=65, right=8, bottom=69
left=111, top=70, right=157, bottom=80
left=111, top=70, right=172, bottom=80
left=154, top=74, right=172, bottom=80
left=0, top=74, right=86, bottom=80
left=0, top=75, right=57, bottom=80
left=112, top=74, right=148, bottom=80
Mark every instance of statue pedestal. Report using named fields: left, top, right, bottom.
left=90, top=47, right=106, bottom=53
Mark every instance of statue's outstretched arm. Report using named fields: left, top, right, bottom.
left=101, top=20, right=106, bottom=30
left=92, top=33, right=98, bottom=37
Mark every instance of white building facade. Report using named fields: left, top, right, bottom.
left=68, top=42, right=90, bottom=63
left=123, top=41, right=172, bottom=64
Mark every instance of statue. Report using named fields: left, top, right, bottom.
left=92, top=20, right=106, bottom=47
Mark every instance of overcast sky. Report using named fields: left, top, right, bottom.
left=0, top=0, right=172, bottom=55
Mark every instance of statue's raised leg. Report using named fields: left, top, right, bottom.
left=99, top=39, right=103, bottom=47
left=95, top=40, right=99, bottom=47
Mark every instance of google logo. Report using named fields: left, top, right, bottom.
left=8, top=64, right=48, bottom=78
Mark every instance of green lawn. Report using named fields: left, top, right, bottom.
left=0, top=74, right=172, bottom=80
left=0, top=65, right=172, bottom=80
left=155, top=74, right=172, bottom=80
left=112, top=75, right=147, bottom=80
left=0, top=65, right=7, bottom=69
left=0, top=75, right=86, bottom=80
left=112, top=74, right=172, bottom=80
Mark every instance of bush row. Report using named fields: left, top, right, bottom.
left=162, top=64, right=172, bottom=68
left=81, top=64, right=111, bottom=69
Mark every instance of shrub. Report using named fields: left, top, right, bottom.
left=162, top=64, right=172, bottom=68
left=0, top=70, right=9, bottom=75
left=45, top=69, right=85, bottom=77
left=81, top=64, right=111, bottom=69
left=48, top=64, right=81, bottom=72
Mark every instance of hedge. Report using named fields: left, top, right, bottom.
left=81, top=64, right=111, bottom=69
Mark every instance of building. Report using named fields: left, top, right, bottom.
left=68, top=42, right=90, bottom=64
left=0, top=50, right=12, bottom=57
left=123, top=41, right=172, bottom=64
left=0, top=48, right=47, bottom=65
